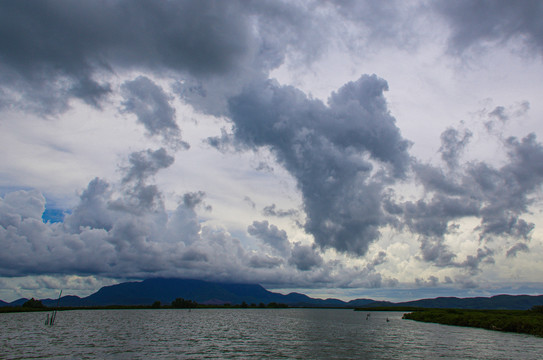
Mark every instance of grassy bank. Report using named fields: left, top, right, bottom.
left=402, top=307, right=543, bottom=337
left=0, top=301, right=292, bottom=313
left=355, top=306, right=424, bottom=312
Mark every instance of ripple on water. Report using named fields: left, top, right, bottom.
left=1, top=309, right=541, bottom=359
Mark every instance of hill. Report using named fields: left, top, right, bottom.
left=1, top=278, right=351, bottom=308
left=363, top=294, right=543, bottom=310
left=1, top=278, right=542, bottom=310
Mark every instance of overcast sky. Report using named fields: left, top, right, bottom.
left=1, top=0, right=543, bottom=302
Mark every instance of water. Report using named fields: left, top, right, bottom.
left=1, top=309, right=541, bottom=359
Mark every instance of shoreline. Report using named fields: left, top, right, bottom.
left=402, top=308, right=543, bottom=338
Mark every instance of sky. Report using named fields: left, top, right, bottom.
left=1, top=0, right=543, bottom=303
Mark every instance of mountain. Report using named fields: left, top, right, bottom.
left=1, top=278, right=349, bottom=308
left=363, top=294, right=543, bottom=310
left=41, top=295, right=85, bottom=307
left=1, top=278, right=542, bottom=310
left=346, top=298, right=375, bottom=307
left=9, top=298, right=29, bottom=307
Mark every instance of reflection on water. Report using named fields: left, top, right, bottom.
left=1, top=309, right=541, bottom=359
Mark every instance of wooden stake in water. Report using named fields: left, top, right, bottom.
left=48, top=290, right=62, bottom=326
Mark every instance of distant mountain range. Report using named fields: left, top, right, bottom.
left=1, top=278, right=542, bottom=310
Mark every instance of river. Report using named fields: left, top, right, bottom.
left=1, top=309, right=541, bottom=359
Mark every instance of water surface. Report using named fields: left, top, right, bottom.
left=1, top=309, right=541, bottom=359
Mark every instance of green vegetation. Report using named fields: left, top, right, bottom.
left=402, top=307, right=543, bottom=337
left=355, top=306, right=424, bottom=312
left=171, top=298, right=198, bottom=308
left=22, top=298, right=47, bottom=309
left=1, top=299, right=291, bottom=313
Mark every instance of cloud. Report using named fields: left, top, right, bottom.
left=221, top=75, right=411, bottom=256
left=392, top=123, right=543, bottom=272
left=415, top=275, right=439, bottom=287
left=0, top=169, right=228, bottom=278
left=439, top=128, right=472, bottom=168
left=434, top=0, right=543, bottom=56
left=484, top=101, right=530, bottom=132
left=248, top=220, right=290, bottom=256
left=1, top=0, right=543, bottom=301
left=0, top=150, right=379, bottom=288
left=0, top=0, right=254, bottom=114
left=243, top=196, right=256, bottom=210
left=110, top=148, right=175, bottom=215
left=64, top=178, right=115, bottom=232
left=0, top=0, right=344, bottom=116
left=247, top=252, right=283, bottom=269
left=288, top=243, right=323, bottom=271
left=424, top=131, right=543, bottom=242
left=506, top=242, right=530, bottom=258
left=418, top=237, right=456, bottom=267
left=332, top=0, right=423, bottom=49
left=121, top=76, right=188, bottom=149
left=182, top=191, right=211, bottom=212
left=0, top=189, right=46, bottom=228
left=262, top=204, right=298, bottom=218
left=122, top=148, right=174, bottom=185
left=457, top=247, right=494, bottom=275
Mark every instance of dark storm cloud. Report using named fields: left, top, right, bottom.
left=110, top=148, right=175, bottom=215
left=182, top=191, right=209, bottom=211
left=332, top=0, right=421, bottom=49
left=288, top=243, right=323, bottom=271
left=485, top=101, right=530, bottom=132
left=412, top=163, right=465, bottom=196
left=418, top=236, right=494, bottom=274
left=455, top=276, right=479, bottom=289
left=121, top=76, right=188, bottom=149
left=0, top=149, right=244, bottom=277
left=415, top=275, right=439, bottom=287
left=0, top=0, right=253, bottom=113
left=0, top=0, right=337, bottom=116
left=247, top=220, right=290, bottom=256
left=439, top=128, right=472, bottom=168
left=0, top=153, right=365, bottom=287
left=506, top=242, right=529, bottom=258
left=247, top=252, right=283, bottom=269
left=489, top=106, right=508, bottom=123
left=402, top=193, right=480, bottom=238
left=262, top=204, right=298, bottom=218
left=399, top=126, right=543, bottom=269
left=64, top=177, right=114, bottom=232
left=457, top=247, right=494, bottom=274
left=122, top=148, right=175, bottom=185
left=222, top=75, right=411, bottom=256
left=474, top=134, right=542, bottom=241
left=0, top=190, right=46, bottom=229
left=419, top=237, right=456, bottom=266
left=434, top=0, right=543, bottom=55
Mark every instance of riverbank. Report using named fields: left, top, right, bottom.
left=0, top=302, right=293, bottom=313
left=402, top=307, right=543, bottom=337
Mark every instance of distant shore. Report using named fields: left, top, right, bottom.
left=0, top=301, right=294, bottom=314
left=402, top=307, right=543, bottom=338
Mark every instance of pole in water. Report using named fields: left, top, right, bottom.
left=49, top=290, right=62, bottom=326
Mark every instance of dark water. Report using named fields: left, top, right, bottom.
left=1, top=309, right=541, bottom=359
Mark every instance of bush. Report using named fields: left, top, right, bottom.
left=171, top=298, right=198, bottom=308
left=22, top=298, right=46, bottom=309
